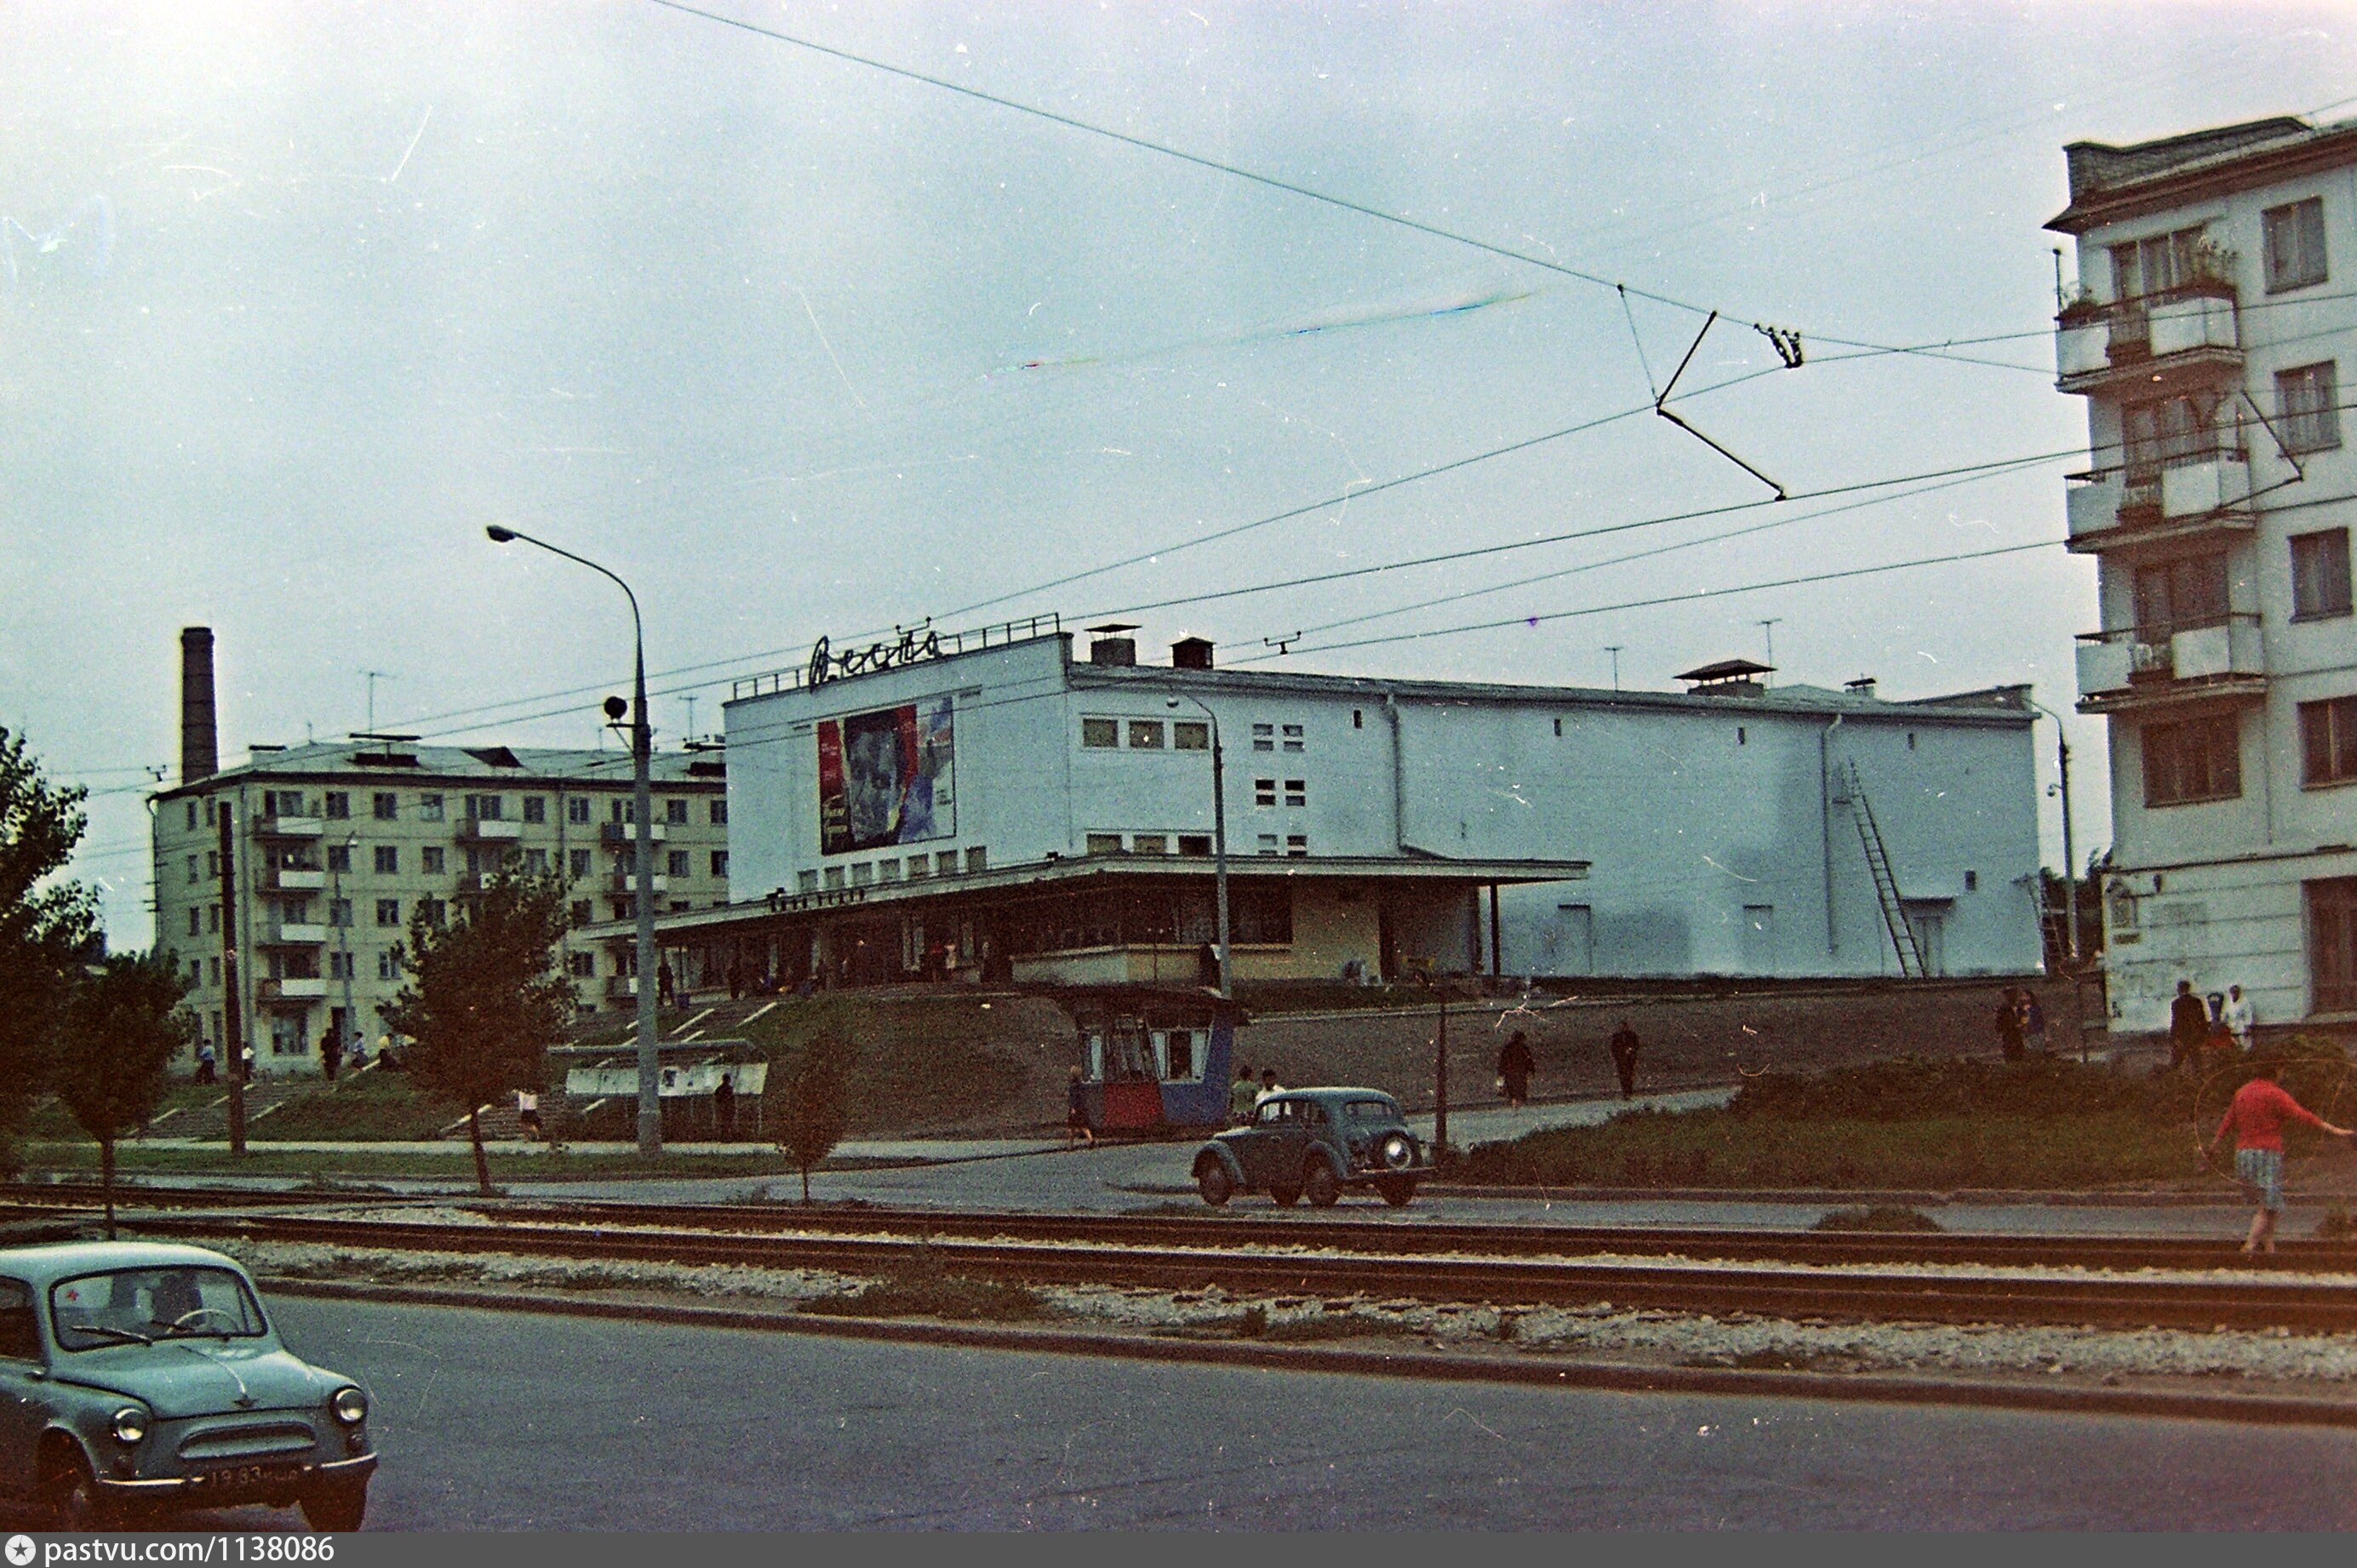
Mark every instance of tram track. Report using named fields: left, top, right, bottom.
left=63, top=1205, right=2357, bottom=1334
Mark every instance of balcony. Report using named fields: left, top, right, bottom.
left=253, top=815, right=324, bottom=840
left=261, top=866, right=327, bottom=892
left=610, top=873, right=670, bottom=894
left=2064, top=453, right=2257, bottom=555
left=2076, top=614, right=2268, bottom=715
left=256, top=976, right=327, bottom=1002
left=260, top=924, right=327, bottom=946
left=600, top=821, right=666, bottom=845
left=2056, top=286, right=2241, bottom=398
left=461, top=817, right=524, bottom=842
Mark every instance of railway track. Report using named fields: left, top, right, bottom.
left=87, top=1207, right=2357, bottom=1334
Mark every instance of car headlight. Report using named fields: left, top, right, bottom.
left=331, top=1387, right=369, bottom=1426
left=1379, top=1132, right=1415, bottom=1170
left=112, top=1407, right=148, bottom=1445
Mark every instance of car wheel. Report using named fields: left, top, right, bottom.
left=44, top=1450, right=120, bottom=1531
left=300, top=1480, right=368, bottom=1533
left=1377, top=1177, right=1418, bottom=1207
left=1268, top=1182, right=1301, bottom=1208
left=1304, top=1159, right=1342, bottom=1208
left=1197, top=1161, right=1234, bottom=1206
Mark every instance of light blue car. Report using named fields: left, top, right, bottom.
left=0, top=1240, right=376, bottom=1531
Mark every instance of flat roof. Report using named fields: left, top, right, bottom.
left=156, top=741, right=726, bottom=801
left=2048, top=114, right=2357, bottom=233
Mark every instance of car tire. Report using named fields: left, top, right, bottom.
left=300, top=1480, right=368, bottom=1533
left=1376, top=1177, right=1418, bottom=1207
left=1268, top=1182, right=1301, bottom=1208
left=44, top=1450, right=121, bottom=1531
left=1304, top=1160, right=1342, bottom=1208
left=1197, top=1161, right=1234, bottom=1206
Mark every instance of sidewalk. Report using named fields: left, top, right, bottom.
left=30, top=1136, right=1067, bottom=1165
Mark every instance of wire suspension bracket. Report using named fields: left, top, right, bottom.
left=1653, top=312, right=1788, bottom=501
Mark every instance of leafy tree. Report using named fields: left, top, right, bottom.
left=780, top=1031, right=856, bottom=1205
left=53, top=953, right=195, bottom=1237
left=380, top=867, right=573, bottom=1195
left=0, top=729, right=101, bottom=1175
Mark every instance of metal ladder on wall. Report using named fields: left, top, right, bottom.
left=1841, top=758, right=1925, bottom=977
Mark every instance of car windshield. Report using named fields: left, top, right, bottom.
left=49, top=1267, right=267, bottom=1351
left=1344, top=1099, right=1399, bottom=1124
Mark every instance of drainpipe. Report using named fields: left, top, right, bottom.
left=1382, top=690, right=1406, bottom=852
left=1820, top=713, right=1845, bottom=959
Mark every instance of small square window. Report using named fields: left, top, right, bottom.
left=1128, top=720, right=1165, bottom=750
left=1285, top=833, right=1308, bottom=858
left=666, top=850, right=689, bottom=878
left=326, top=844, right=351, bottom=873
left=372, top=793, right=399, bottom=821
left=1173, top=721, right=1210, bottom=751
left=850, top=863, right=874, bottom=888
left=798, top=870, right=819, bottom=893
left=420, top=847, right=445, bottom=874
left=1082, top=718, right=1118, bottom=749
left=1284, top=780, right=1306, bottom=807
left=1281, top=724, right=1304, bottom=753
left=2264, top=197, right=2329, bottom=293
left=966, top=846, right=988, bottom=873
left=878, top=859, right=901, bottom=882
left=324, top=792, right=350, bottom=820
left=1132, top=833, right=1169, bottom=856
left=418, top=794, right=444, bottom=822
left=1086, top=833, right=1125, bottom=856
left=1256, top=833, right=1280, bottom=856
left=1179, top=833, right=1212, bottom=856
left=523, top=796, right=547, bottom=824
left=937, top=851, right=959, bottom=876
left=374, top=845, right=398, bottom=874
left=665, top=798, right=689, bottom=825
left=375, top=898, right=402, bottom=927
left=906, top=856, right=930, bottom=880
left=1251, top=723, right=1275, bottom=753
left=824, top=867, right=845, bottom=890
left=711, top=800, right=729, bottom=825
left=1255, top=778, right=1276, bottom=807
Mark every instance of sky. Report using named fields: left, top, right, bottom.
left=4, top=0, right=2353, bottom=947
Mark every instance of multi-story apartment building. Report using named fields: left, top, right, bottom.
left=2052, top=116, right=2357, bottom=1033
left=152, top=630, right=729, bottom=1075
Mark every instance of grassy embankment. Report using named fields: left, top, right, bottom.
left=1457, top=1050, right=2357, bottom=1191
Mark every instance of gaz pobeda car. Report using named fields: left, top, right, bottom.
left=1193, top=1087, right=1433, bottom=1207
left=0, top=1241, right=376, bottom=1531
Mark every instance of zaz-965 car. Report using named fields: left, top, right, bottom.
left=1193, top=1087, right=1433, bottom=1207
left=0, top=1241, right=377, bottom=1531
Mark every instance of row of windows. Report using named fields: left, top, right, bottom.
left=188, top=844, right=728, bottom=883
left=1078, top=718, right=1311, bottom=753
left=2122, top=529, right=2349, bottom=638
left=2141, top=695, right=2357, bottom=806
left=185, top=792, right=725, bottom=831
left=2119, top=363, right=2340, bottom=482
left=1084, top=833, right=1216, bottom=857
left=1254, top=778, right=1307, bottom=808
left=2108, top=197, right=2327, bottom=301
left=796, top=847, right=990, bottom=894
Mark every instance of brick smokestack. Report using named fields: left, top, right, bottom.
left=180, top=627, right=218, bottom=785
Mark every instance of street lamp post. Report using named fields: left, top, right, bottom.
left=2027, top=698, right=2081, bottom=967
left=333, top=832, right=358, bottom=1069
left=487, top=524, right=663, bottom=1155
left=1167, top=695, right=1232, bottom=999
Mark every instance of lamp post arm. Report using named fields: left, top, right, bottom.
left=490, top=527, right=644, bottom=653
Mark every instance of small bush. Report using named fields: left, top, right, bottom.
left=799, top=1248, right=1042, bottom=1322
left=1234, top=1303, right=1268, bottom=1337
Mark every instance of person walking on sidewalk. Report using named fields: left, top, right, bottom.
left=2170, top=980, right=2210, bottom=1073
left=2207, top=1062, right=2355, bottom=1255
left=1497, top=1031, right=1535, bottom=1109
left=1229, top=1062, right=1258, bottom=1125
left=1066, top=1066, right=1096, bottom=1147
left=1608, top=1021, right=1642, bottom=1100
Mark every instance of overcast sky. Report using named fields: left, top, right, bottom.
left=6, top=0, right=2351, bottom=945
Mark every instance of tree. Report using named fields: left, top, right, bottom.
left=0, top=728, right=101, bottom=1176
left=53, top=953, right=195, bottom=1238
left=379, top=867, right=573, bottom=1195
left=780, top=1031, right=856, bottom=1205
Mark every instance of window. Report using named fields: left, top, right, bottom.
left=420, top=846, right=446, bottom=874
left=1127, top=719, right=1164, bottom=750
left=185, top=800, right=197, bottom=831
left=375, top=898, right=401, bottom=927
left=850, top=862, right=873, bottom=887
left=569, top=848, right=591, bottom=877
left=1282, top=724, right=1304, bottom=753
left=523, top=848, right=548, bottom=873
left=1737, top=727, right=1748, bottom=746
left=1553, top=717, right=1562, bottom=737
left=188, top=959, right=202, bottom=986
left=965, top=846, right=987, bottom=873
left=329, top=898, right=352, bottom=927
left=2108, top=225, right=2205, bottom=299
left=570, top=900, right=591, bottom=926
left=203, top=797, right=215, bottom=827
left=1132, top=834, right=1168, bottom=856
left=1284, top=780, right=1306, bottom=807
left=2264, top=197, right=2329, bottom=293
left=711, top=850, right=729, bottom=878
left=2292, top=529, right=2354, bottom=621
left=711, top=799, right=728, bottom=825
left=206, top=904, right=219, bottom=933
left=329, top=952, right=353, bottom=981
left=1173, top=721, right=1209, bottom=751
left=1353, top=709, right=1364, bottom=730
left=666, top=798, right=689, bottom=824
left=2122, top=392, right=2223, bottom=478
left=207, top=959, right=220, bottom=985
left=2132, top=552, right=2230, bottom=632
left=266, top=789, right=306, bottom=817
left=613, top=899, right=635, bottom=921
left=1285, top=833, right=1308, bottom=857
left=523, top=795, right=546, bottom=824
left=569, top=952, right=597, bottom=978
left=906, top=855, right=929, bottom=880
left=936, top=851, right=959, bottom=876
left=824, top=867, right=844, bottom=890
left=324, top=792, right=350, bottom=820
left=378, top=949, right=400, bottom=980
left=465, top=793, right=503, bottom=821
left=2278, top=363, right=2342, bottom=454
left=373, top=845, right=398, bottom=873
left=1179, top=833, right=1212, bottom=856
left=186, top=853, right=198, bottom=884
left=1086, top=833, right=1125, bottom=856
left=1081, top=718, right=1118, bottom=749
left=187, top=907, right=200, bottom=937
left=2142, top=714, right=2241, bottom=805
left=2314, top=878, right=2357, bottom=1013
left=2301, top=696, right=2357, bottom=787
left=878, top=858, right=901, bottom=883
left=1251, top=723, right=1274, bottom=753
left=416, top=898, right=447, bottom=927
left=567, top=796, right=592, bottom=824
left=798, top=870, right=820, bottom=893
left=418, top=793, right=443, bottom=821
left=1255, top=778, right=1276, bottom=807
left=1965, top=870, right=1979, bottom=892
left=372, top=792, right=398, bottom=821
left=666, top=850, right=689, bottom=878
left=326, top=844, right=350, bottom=873
left=1256, top=833, right=1280, bottom=856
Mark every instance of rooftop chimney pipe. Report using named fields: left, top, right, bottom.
left=180, top=627, right=219, bottom=785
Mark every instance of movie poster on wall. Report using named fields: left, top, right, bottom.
left=815, top=695, right=956, bottom=856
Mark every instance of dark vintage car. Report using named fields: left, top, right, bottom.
left=1192, top=1087, right=1432, bottom=1207
left=0, top=1240, right=377, bottom=1531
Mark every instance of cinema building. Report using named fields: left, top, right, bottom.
left=602, top=618, right=2044, bottom=993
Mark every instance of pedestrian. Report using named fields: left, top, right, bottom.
left=238, top=1044, right=255, bottom=1083
left=714, top=1072, right=737, bottom=1139
left=516, top=1088, right=543, bottom=1141
left=2224, top=984, right=2256, bottom=1054
left=1497, top=1030, right=1535, bottom=1109
left=2206, top=1060, right=2354, bottom=1255
left=1608, top=1021, right=1642, bottom=1100
left=1230, top=1062, right=1259, bottom=1125
left=657, top=960, right=675, bottom=1008
left=347, top=1032, right=369, bottom=1071
left=2169, top=980, right=2210, bottom=1073
left=728, top=959, right=744, bottom=1001
left=194, top=1041, right=217, bottom=1085
left=2206, top=992, right=2234, bottom=1062
left=1066, top=1066, right=1096, bottom=1147
left=1256, top=1067, right=1286, bottom=1105
left=1995, top=987, right=2026, bottom=1062
left=320, top=1033, right=342, bottom=1082
left=1197, top=942, right=1220, bottom=990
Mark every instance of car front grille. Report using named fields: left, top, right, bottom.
left=176, top=1418, right=318, bottom=1464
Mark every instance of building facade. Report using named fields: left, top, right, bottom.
left=2051, top=117, right=2357, bottom=1033
left=646, top=621, right=2041, bottom=990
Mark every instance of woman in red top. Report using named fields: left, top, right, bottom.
left=2205, top=1063, right=2354, bottom=1254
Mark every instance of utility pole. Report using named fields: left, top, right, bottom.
left=333, top=833, right=358, bottom=1067
left=215, top=804, right=246, bottom=1155
left=1434, top=985, right=1450, bottom=1162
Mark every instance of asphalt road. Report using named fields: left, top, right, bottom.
left=130, top=1296, right=2357, bottom=1531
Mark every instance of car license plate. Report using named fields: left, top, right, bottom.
left=197, top=1462, right=303, bottom=1491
